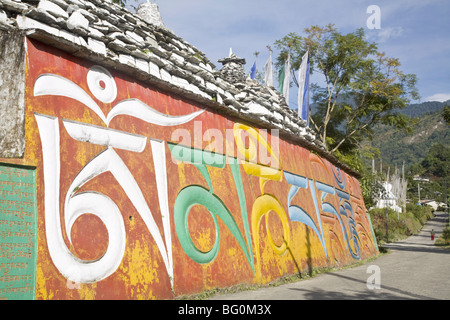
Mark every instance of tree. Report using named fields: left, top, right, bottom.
left=407, top=143, right=450, bottom=204
left=420, top=143, right=450, bottom=179
left=442, top=105, right=450, bottom=125
left=112, top=0, right=125, bottom=6
left=275, top=25, right=419, bottom=156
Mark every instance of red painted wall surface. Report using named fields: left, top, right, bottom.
left=24, top=39, right=378, bottom=299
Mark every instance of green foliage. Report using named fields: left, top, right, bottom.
left=365, top=103, right=449, bottom=205
left=435, top=224, right=450, bottom=247
left=367, top=103, right=450, bottom=170
left=112, top=0, right=125, bottom=6
left=405, top=141, right=449, bottom=203
left=402, top=100, right=449, bottom=118
left=442, top=226, right=450, bottom=244
left=359, top=173, right=382, bottom=209
left=369, top=204, right=433, bottom=244
left=334, top=145, right=383, bottom=208
left=420, top=143, right=450, bottom=178
left=275, top=25, right=419, bottom=156
left=406, top=203, right=433, bottom=225
left=442, top=105, right=450, bottom=125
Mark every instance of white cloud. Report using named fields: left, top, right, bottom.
left=367, top=26, right=404, bottom=43
left=425, top=93, right=450, bottom=102
left=131, top=0, right=449, bottom=103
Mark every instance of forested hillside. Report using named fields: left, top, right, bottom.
left=367, top=100, right=449, bottom=169
left=400, top=100, right=448, bottom=118
left=364, top=100, right=449, bottom=203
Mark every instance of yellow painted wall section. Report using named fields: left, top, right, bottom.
left=17, top=38, right=378, bottom=299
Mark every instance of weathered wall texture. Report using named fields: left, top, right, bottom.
left=22, top=39, right=378, bottom=300
left=0, top=164, right=37, bottom=300
left=0, top=30, right=25, bottom=158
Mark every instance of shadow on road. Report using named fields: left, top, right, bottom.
left=381, top=212, right=450, bottom=255
left=286, top=212, right=449, bottom=300
left=288, top=271, right=437, bottom=300
left=382, top=243, right=450, bottom=255
left=210, top=212, right=449, bottom=300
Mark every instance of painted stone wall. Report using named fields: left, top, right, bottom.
left=23, top=39, right=378, bottom=299
left=0, top=30, right=25, bottom=158
left=0, top=165, right=37, bottom=300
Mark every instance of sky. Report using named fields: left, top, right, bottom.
left=127, top=0, right=450, bottom=108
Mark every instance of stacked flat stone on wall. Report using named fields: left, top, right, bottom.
left=0, top=0, right=358, bottom=173
left=136, top=0, right=165, bottom=29
left=218, top=53, right=247, bottom=84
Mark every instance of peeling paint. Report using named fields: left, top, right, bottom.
left=5, top=38, right=380, bottom=299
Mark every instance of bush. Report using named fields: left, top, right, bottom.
left=368, top=204, right=433, bottom=244
left=406, top=203, right=433, bottom=225
left=435, top=225, right=450, bottom=247
left=442, top=226, right=450, bottom=245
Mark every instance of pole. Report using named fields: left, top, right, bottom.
left=384, top=189, right=389, bottom=243
left=418, top=182, right=421, bottom=204
left=384, top=175, right=389, bottom=243
left=445, top=179, right=449, bottom=223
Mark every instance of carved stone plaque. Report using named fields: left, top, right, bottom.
left=0, top=165, right=37, bottom=300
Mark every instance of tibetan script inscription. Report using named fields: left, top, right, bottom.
left=0, top=165, right=37, bottom=300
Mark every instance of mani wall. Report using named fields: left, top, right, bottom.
left=0, top=0, right=378, bottom=300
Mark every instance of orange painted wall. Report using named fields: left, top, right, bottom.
left=24, top=39, right=378, bottom=299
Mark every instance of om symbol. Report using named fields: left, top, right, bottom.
left=34, top=65, right=204, bottom=285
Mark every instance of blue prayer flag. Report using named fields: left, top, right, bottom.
left=250, top=62, right=256, bottom=79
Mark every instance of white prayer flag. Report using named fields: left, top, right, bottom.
left=297, top=51, right=310, bottom=124
left=282, top=49, right=291, bottom=105
left=264, top=48, right=273, bottom=87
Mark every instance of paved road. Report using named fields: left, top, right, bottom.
left=211, top=212, right=450, bottom=300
